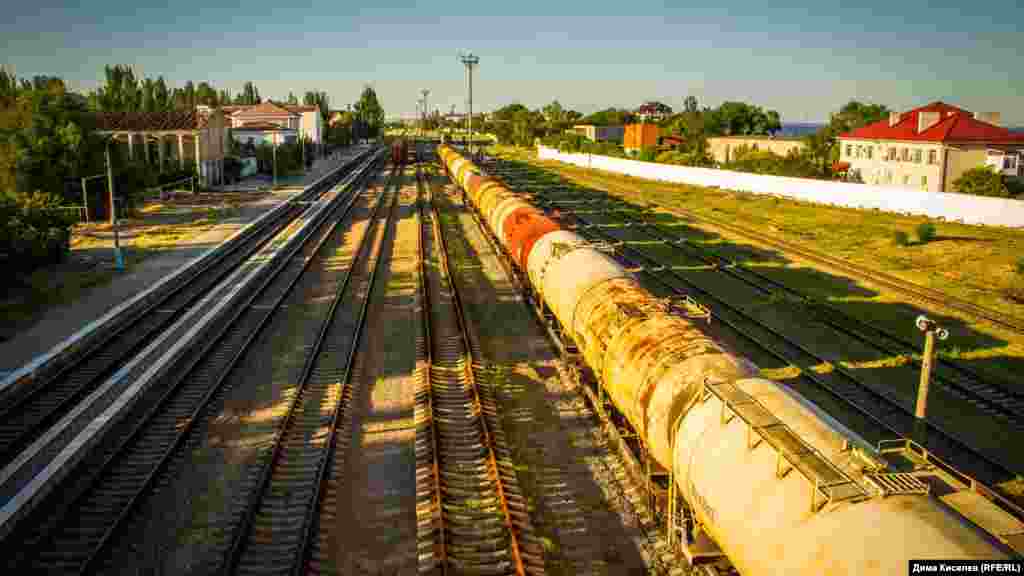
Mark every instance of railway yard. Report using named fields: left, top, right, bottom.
left=0, top=140, right=1021, bottom=575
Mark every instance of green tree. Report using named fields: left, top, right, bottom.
left=153, top=76, right=170, bottom=110
left=952, top=166, right=1010, bottom=198
left=303, top=90, right=330, bottom=125
left=804, top=100, right=890, bottom=177
left=683, top=95, right=699, bottom=114
left=287, top=91, right=298, bottom=105
left=704, top=101, right=781, bottom=136
left=354, top=85, right=384, bottom=138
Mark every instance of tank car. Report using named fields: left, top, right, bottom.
left=435, top=144, right=1011, bottom=575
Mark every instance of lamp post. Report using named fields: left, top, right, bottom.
left=272, top=131, right=278, bottom=189
left=420, top=88, right=430, bottom=139
left=458, top=51, right=479, bottom=156
left=105, top=140, right=125, bottom=270
left=914, top=315, right=949, bottom=420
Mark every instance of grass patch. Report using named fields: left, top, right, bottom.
left=490, top=145, right=1024, bottom=387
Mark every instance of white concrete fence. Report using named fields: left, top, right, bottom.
left=536, top=145, right=1024, bottom=228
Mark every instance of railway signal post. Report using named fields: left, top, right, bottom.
left=914, top=315, right=949, bottom=420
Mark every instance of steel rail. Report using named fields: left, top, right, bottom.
left=501, top=158, right=1024, bottom=335
left=440, top=158, right=681, bottom=576
left=414, top=159, right=448, bottom=575
left=222, top=163, right=398, bottom=575
left=528, top=193, right=1024, bottom=432
left=484, top=159, right=1018, bottom=486
left=0, top=148, right=377, bottom=471
left=539, top=188, right=1024, bottom=421
left=6, top=152, right=385, bottom=574
left=419, top=162, right=530, bottom=576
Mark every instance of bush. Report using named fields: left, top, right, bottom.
left=638, top=146, right=658, bottom=162
left=952, top=166, right=1010, bottom=198
left=0, top=190, right=75, bottom=275
left=916, top=222, right=937, bottom=243
left=892, top=230, right=910, bottom=246
left=1016, top=257, right=1024, bottom=275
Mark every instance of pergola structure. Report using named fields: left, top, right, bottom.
left=93, top=108, right=229, bottom=187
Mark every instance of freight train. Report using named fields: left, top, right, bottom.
left=435, top=144, right=1011, bottom=575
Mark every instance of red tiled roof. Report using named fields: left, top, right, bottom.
left=284, top=105, right=318, bottom=113
left=231, top=101, right=297, bottom=118
left=842, top=102, right=1024, bottom=143
left=232, top=122, right=295, bottom=131
left=93, top=111, right=211, bottom=131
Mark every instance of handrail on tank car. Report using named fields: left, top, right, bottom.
left=879, top=438, right=1024, bottom=523
left=699, top=378, right=867, bottom=513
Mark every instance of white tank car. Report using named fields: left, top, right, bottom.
left=674, top=376, right=1010, bottom=575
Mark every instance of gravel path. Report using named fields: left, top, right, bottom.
left=433, top=172, right=659, bottom=575
left=313, top=169, right=421, bottom=574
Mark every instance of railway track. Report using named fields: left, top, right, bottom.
left=520, top=157, right=1024, bottom=336
left=2, top=151, right=385, bottom=574
left=538, top=191, right=1024, bottom=427
left=224, top=165, right=401, bottom=576
left=415, top=162, right=544, bottom=575
left=0, top=148, right=374, bottom=472
left=437, top=162, right=678, bottom=575
left=482, top=159, right=1020, bottom=488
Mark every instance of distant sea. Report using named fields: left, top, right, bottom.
left=779, top=123, right=825, bottom=137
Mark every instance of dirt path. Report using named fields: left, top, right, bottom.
left=433, top=172, right=656, bottom=575
left=314, top=169, right=421, bottom=573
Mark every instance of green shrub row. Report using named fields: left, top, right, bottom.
left=1, top=190, right=76, bottom=274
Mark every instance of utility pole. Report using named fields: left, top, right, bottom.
left=459, top=51, right=479, bottom=156
left=914, top=315, right=949, bottom=420
left=272, top=131, right=278, bottom=189
left=105, top=140, right=124, bottom=270
left=421, top=88, right=430, bottom=138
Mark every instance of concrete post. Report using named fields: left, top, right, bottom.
left=158, top=136, right=166, bottom=173
left=127, top=133, right=134, bottom=161
left=194, top=133, right=202, bottom=189
left=915, top=331, right=935, bottom=419
left=178, top=134, right=186, bottom=169
left=914, top=316, right=948, bottom=420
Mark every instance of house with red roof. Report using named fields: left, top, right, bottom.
left=225, top=102, right=323, bottom=152
left=838, top=102, right=1024, bottom=192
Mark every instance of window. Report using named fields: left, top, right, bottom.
left=866, top=147, right=873, bottom=160
left=928, top=150, right=938, bottom=165
left=913, top=149, right=923, bottom=164
left=846, top=144, right=853, bottom=158
left=901, top=148, right=910, bottom=162
left=1005, top=156, right=1018, bottom=171
left=903, top=174, right=910, bottom=185
left=888, top=147, right=897, bottom=161
left=921, top=175, right=928, bottom=189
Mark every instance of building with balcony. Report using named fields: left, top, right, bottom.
left=838, top=102, right=1024, bottom=192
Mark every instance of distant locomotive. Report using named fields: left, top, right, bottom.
left=436, top=144, right=1010, bottom=575
left=391, top=139, right=409, bottom=165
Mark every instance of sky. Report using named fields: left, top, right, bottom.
left=3, top=0, right=1022, bottom=124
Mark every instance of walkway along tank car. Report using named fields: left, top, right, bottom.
left=435, top=144, right=1012, bottom=575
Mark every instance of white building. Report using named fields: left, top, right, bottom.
left=838, top=102, right=1024, bottom=192
left=219, top=102, right=323, bottom=150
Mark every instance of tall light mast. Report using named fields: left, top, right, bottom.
left=458, top=51, right=479, bottom=155
left=421, top=88, right=430, bottom=138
